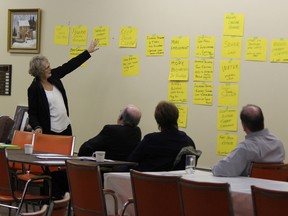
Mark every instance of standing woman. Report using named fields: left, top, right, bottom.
left=28, top=40, right=99, bottom=135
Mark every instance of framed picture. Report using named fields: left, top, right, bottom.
left=7, top=8, right=41, bottom=53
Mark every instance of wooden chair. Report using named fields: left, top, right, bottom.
left=66, top=160, right=119, bottom=216
left=179, top=178, right=234, bottom=216
left=0, top=116, right=14, bottom=143
left=129, top=169, right=182, bottom=216
left=20, top=204, right=48, bottom=216
left=251, top=185, right=288, bottom=216
left=0, top=148, right=51, bottom=216
left=250, top=162, right=288, bottom=181
left=47, top=192, right=70, bottom=216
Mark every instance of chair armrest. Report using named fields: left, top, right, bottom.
left=120, top=198, right=134, bottom=216
left=103, top=189, right=118, bottom=215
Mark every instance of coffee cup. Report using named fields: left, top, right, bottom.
left=24, top=144, right=33, bottom=154
left=92, top=151, right=106, bottom=162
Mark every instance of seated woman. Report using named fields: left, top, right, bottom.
left=128, top=101, right=197, bottom=171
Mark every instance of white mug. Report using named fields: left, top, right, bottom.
left=92, top=151, right=106, bottom=162
left=24, top=144, right=33, bottom=154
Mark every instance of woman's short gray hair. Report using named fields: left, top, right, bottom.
left=28, top=55, right=48, bottom=78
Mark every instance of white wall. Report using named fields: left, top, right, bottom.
left=1, top=0, right=288, bottom=169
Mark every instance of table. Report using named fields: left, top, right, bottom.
left=7, top=149, right=138, bottom=171
left=104, top=169, right=288, bottom=216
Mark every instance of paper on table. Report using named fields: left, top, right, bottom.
left=33, top=153, right=65, bottom=156
left=36, top=155, right=71, bottom=159
left=33, top=161, right=65, bottom=165
left=79, top=156, right=114, bottom=162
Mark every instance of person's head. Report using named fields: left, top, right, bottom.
left=28, top=55, right=51, bottom=80
left=154, top=101, right=179, bottom=131
left=118, top=104, right=142, bottom=127
left=240, top=104, right=264, bottom=133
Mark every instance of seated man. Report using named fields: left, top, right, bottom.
left=128, top=101, right=197, bottom=171
left=51, top=104, right=141, bottom=199
left=212, top=104, right=285, bottom=177
left=78, top=104, right=142, bottom=161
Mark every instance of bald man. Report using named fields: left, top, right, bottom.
left=78, top=104, right=142, bottom=161
left=212, top=104, right=285, bottom=177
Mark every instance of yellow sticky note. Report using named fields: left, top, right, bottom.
left=146, top=35, right=165, bottom=56
left=119, top=27, right=138, bottom=48
left=223, top=14, right=244, bottom=37
left=169, top=59, right=189, bottom=81
left=122, top=56, right=139, bottom=77
left=70, top=47, right=86, bottom=67
left=93, top=26, right=110, bottom=46
left=193, top=82, right=213, bottom=106
left=171, top=37, right=190, bottom=58
left=245, top=38, right=267, bottom=61
left=217, top=108, right=238, bottom=131
left=218, top=84, right=239, bottom=107
left=54, top=26, right=70, bottom=45
left=195, top=36, right=216, bottom=58
left=176, top=104, right=188, bottom=128
left=168, top=81, right=188, bottom=103
left=270, top=39, right=288, bottom=63
left=216, top=133, right=238, bottom=156
left=222, top=36, right=242, bottom=59
left=219, top=60, right=240, bottom=83
left=71, top=26, right=88, bottom=46
left=193, top=59, right=214, bottom=82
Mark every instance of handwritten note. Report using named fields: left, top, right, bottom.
left=222, top=36, right=242, bottom=59
left=171, top=37, right=190, bottom=58
left=218, top=84, right=239, bottom=107
left=119, top=27, right=138, bottom=48
left=245, top=38, right=267, bottom=61
left=193, top=83, right=213, bottom=106
left=169, top=59, right=189, bottom=81
left=223, top=13, right=244, bottom=37
left=168, top=81, right=188, bottom=103
left=219, top=60, right=240, bottom=83
left=54, top=26, right=70, bottom=45
left=270, top=39, right=288, bottom=63
left=195, top=36, right=216, bottom=58
left=216, top=133, right=238, bottom=156
left=217, top=108, right=238, bottom=131
left=122, top=56, right=139, bottom=77
left=71, top=26, right=88, bottom=46
left=146, top=35, right=165, bottom=56
left=93, top=26, right=110, bottom=46
left=176, top=104, right=188, bottom=128
left=70, top=48, right=86, bottom=67
left=193, top=59, right=214, bottom=82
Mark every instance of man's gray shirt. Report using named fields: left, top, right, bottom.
left=212, top=128, right=285, bottom=177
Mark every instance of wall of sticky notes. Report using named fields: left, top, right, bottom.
left=1, top=0, right=288, bottom=169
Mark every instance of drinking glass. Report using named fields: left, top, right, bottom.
left=185, top=155, right=196, bottom=174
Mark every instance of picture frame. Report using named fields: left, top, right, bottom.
left=7, top=8, right=41, bottom=54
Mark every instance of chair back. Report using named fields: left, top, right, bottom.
left=66, top=160, right=107, bottom=216
left=33, top=133, right=75, bottom=156
left=130, top=169, right=182, bottom=216
left=179, top=178, right=234, bottom=216
left=251, top=185, right=288, bottom=216
left=21, top=204, right=48, bottom=216
left=0, top=148, right=14, bottom=197
left=11, top=130, right=35, bottom=149
left=47, top=192, right=70, bottom=216
left=0, top=116, right=14, bottom=143
left=250, top=162, right=288, bottom=181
